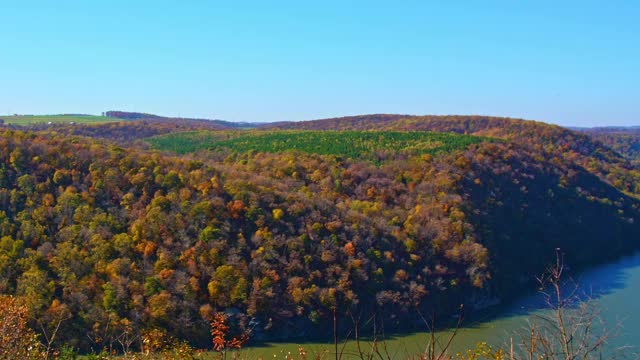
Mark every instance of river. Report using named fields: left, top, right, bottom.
left=240, top=252, right=640, bottom=358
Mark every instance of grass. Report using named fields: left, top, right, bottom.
left=76, top=327, right=505, bottom=359
left=0, top=114, right=120, bottom=125
left=147, top=130, right=487, bottom=159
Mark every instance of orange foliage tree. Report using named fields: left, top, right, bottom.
left=0, top=295, right=43, bottom=360
left=209, top=312, right=250, bottom=353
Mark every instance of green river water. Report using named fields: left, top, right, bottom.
left=238, top=252, right=640, bottom=358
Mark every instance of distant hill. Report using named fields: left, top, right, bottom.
left=0, top=114, right=119, bottom=125
left=575, top=126, right=640, bottom=165
left=22, top=120, right=232, bottom=144
left=262, top=114, right=569, bottom=138
left=265, top=113, right=639, bottom=189
left=105, top=110, right=256, bottom=129
left=6, top=111, right=257, bottom=144
left=571, top=126, right=640, bottom=131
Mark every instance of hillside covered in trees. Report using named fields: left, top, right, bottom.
left=577, top=126, right=640, bottom=166
left=1, top=113, right=639, bottom=353
left=105, top=111, right=254, bottom=129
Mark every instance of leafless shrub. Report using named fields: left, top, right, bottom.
left=510, top=249, right=630, bottom=360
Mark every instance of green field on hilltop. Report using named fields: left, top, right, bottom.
left=0, top=114, right=119, bottom=125
left=147, top=130, right=487, bottom=158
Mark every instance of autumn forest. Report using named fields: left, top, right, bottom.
left=1, top=112, right=640, bottom=356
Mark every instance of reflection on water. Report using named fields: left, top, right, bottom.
left=242, top=252, right=640, bottom=357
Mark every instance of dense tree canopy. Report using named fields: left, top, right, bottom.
left=1, top=114, right=639, bottom=353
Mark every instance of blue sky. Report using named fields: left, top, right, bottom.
left=0, top=1, right=638, bottom=126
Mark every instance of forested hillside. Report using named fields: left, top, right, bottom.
left=1, top=114, right=640, bottom=353
left=105, top=111, right=254, bottom=129
left=8, top=120, right=230, bottom=145
left=578, top=127, right=640, bottom=166
left=266, top=114, right=640, bottom=196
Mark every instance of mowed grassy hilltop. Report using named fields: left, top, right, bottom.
left=0, top=114, right=119, bottom=125
left=146, top=130, right=488, bottom=159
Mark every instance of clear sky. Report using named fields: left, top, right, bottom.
left=0, top=1, right=638, bottom=126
